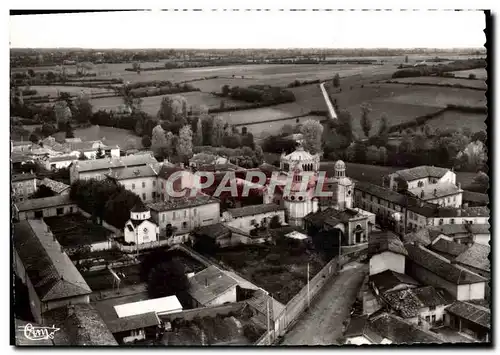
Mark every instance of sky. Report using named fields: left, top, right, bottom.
left=9, top=10, right=486, bottom=49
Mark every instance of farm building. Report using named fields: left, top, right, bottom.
left=444, top=301, right=490, bottom=342
left=368, top=231, right=408, bottom=276
left=405, top=243, right=487, bottom=301
left=186, top=266, right=238, bottom=308
left=11, top=172, right=37, bottom=202
left=69, top=154, right=158, bottom=183
left=14, top=194, right=78, bottom=220
left=13, top=220, right=92, bottom=323
left=106, top=312, right=160, bottom=344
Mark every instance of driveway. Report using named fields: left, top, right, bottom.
left=280, top=261, right=368, bottom=346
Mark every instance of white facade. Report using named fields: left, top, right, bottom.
left=389, top=169, right=456, bottom=191
left=119, top=176, right=159, bottom=202
left=17, top=204, right=78, bottom=220
left=457, top=282, right=486, bottom=301
left=12, top=177, right=37, bottom=202
left=224, top=210, right=286, bottom=231
left=369, top=251, right=405, bottom=276
left=124, top=208, right=160, bottom=244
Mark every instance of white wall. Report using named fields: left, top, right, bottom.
left=18, top=204, right=78, bottom=220
left=474, top=234, right=490, bottom=246
left=457, top=282, right=485, bottom=301
left=12, top=179, right=36, bottom=200
left=205, top=286, right=237, bottom=307
left=46, top=160, right=74, bottom=170
left=124, top=219, right=159, bottom=244
left=225, top=210, right=286, bottom=230
left=119, top=176, right=158, bottom=202
left=154, top=202, right=220, bottom=234
left=369, top=251, right=405, bottom=275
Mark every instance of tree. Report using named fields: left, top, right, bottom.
left=405, top=55, right=409, bottom=63
left=54, top=100, right=72, bottom=124
left=151, top=124, right=168, bottom=158
left=221, top=85, right=230, bottom=96
left=78, top=151, right=88, bottom=160
left=74, top=95, right=93, bottom=124
left=333, top=73, right=340, bottom=88
left=472, top=171, right=489, bottom=193
left=29, top=133, right=39, bottom=143
left=269, top=215, right=282, bottom=229
left=300, top=119, right=324, bottom=154
left=360, top=103, right=372, bottom=138
left=366, top=145, right=380, bottom=164
left=177, top=125, right=193, bottom=162
left=394, top=175, right=408, bottom=193
left=241, top=132, right=255, bottom=149
left=280, top=124, right=294, bottom=136
left=336, top=110, right=354, bottom=143
left=157, top=95, right=188, bottom=124
left=147, top=259, right=189, bottom=299
left=96, top=147, right=105, bottom=159
left=65, top=122, right=75, bottom=138
left=141, top=135, right=152, bottom=148
left=165, top=131, right=175, bottom=158
left=31, top=185, right=56, bottom=199
left=193, top=117, right=203, bottom=146
left=211, top=116, right=225, bottom=147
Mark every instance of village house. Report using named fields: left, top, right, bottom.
left=42, top=154, right=78, bottom=170
left=428, top=223, right=490, bottom=246
left=123, top=203, right=159, bottom=245
left=223, top=204, right=286, bottom=231
left=106, top=312, right=161, bottom=344
left=444, top=301, right=490, bottom=342
left=37, top=177, right=71, bottom=195
left=148, top=194, right=220, bottom=238
left=11, top=172, right=37, bottom=202
left=453, top=243, right=490, bottom=279
left=405, top=243, right=487, bottom=301
left=408, top=182, right=463, bottom=208
left=192, top=223, right=232, bottom=248
left=69, top=154, right=158, bottom=183
left=65, top=140, right=120, bottom=160
left=14, top=194, right=78, bottom=220
left=186, top=266, right=238, bottom=308
left=13, top=220, right=92, bottom=323
left=386, top=165, right=457, bottom=192
left=368, top=231, right=408, bottom=275
left=106, top=165, right=160, bottom=202
left=156, top=164, right=195, bottom=200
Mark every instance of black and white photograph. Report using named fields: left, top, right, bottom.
left=8, top=7, right=491, bottom=347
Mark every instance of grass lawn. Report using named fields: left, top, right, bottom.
left=212, top=244, right=325, bottom=304
left=450, top=68, right=487, bottom=80
left=74, top=125, right=142, bottom=149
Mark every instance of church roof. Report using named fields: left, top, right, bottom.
left=131, top=201, right=148, bottom=213
left=283, top=146, right=315, bottom=161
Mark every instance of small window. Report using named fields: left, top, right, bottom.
left=431, top=315, right=436, bottom=323
left=450, top=218, right=455, bottom=225
left=142, top=182, right=146, bottom=188
left=184, top=210, right=187, bottom=217
left=251, top=219, right=256, bottom=225
left=161, top=182, right=164, bottom=189
left=193, top=209, right=197, bottom=216
left=152, top=192, right=156, bottom=199
left=182, top=222, right=187, bottom=228
left=173, top=212, right=177, bottom=220
left=162, top=214, right=165, bottom=222
left=439, top=219, right=444, bottom=225
left=425, top=316, right=430, bottom=322
left=429, top=305, right=436, bottom=311
left=70, top=207, right=74, bottom=213
left=132, top=183, right=136, bottom=189
left=153, top=180, right=156, bottom=187
left=56, top=208, right=63, bottom=215
left=142, top=193, right=146, bottom=200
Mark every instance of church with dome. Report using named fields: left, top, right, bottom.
left=124, top=202, right=160, bottom=245
left=263, top=142, right=373, bottom=246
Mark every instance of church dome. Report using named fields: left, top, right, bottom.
left=334, top=160, right=346, bottom=170
left=130, top=202, right=151, bottom=220
left=283, top=145, right=314, bottom=162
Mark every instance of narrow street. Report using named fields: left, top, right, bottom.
left=280, top=261, right=367, bottom=346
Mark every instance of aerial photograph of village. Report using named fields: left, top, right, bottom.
left=10, top=9, right=490, bottom=346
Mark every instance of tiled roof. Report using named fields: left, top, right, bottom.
left=369, top=313, right=444, bottom=344
left=405, top=244, right=487, bottom=285
left=106, top=164, right=158, bottom=180
left=446, top=301, right=490, bottom=329
left=47, top=154, right=78, bottom=163
left=12, top=140, right=33, bottom=147
left=430, top=239, right=469, bottom=258
left=382, top=288, right=428, bottom=318
left=429, top=223, right=490, bottom=237
left=131, top=201, right=148, bottom=213
left=354, top=180, right=407, bottom=205
left=157, top=164, right=185, bottom=180
left=12, top=173, right=37, bottom=182
left=409, top=182, right=461, bottom=200
left=39, top=178, right=70, bottom=194
left=344, top=315, right=385, bottom=344
left=193, top=223, right=231, bottom=240
left=369, top=270, right=420, bottom=293
left=13, top=220, right=91, bottom=302
left=246, top=289, right=286, bottom=322
left=106, top=312, right=160, bottom=334
left=403, top=228, right=435, bottom=246
left=227, top=203, right=285, bottom=218
left=147, top=194, right=219, bottom=212
left=15, top=194, right=75, bottom=212
left=187, top=266, right=238, bottom=305
left=394, top=166, right=450, bottom=182
left=412, top=286, right=449, bottom=307
left=368, top=231, right=408, bottom=257
left=65, top=304, right=118, bottom=345
left=462, top=190, right=489, bottom=205
left=434, top=206, right=490, bottom=218
left=74, top=155, right=158, bottom=173
left=455, top=243, right=490, bottom=272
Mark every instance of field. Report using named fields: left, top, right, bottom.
left=422, top=110, right=487, bottom=132
left=240, top=115, right=324, bottom=137
left=74, top=125, right=142, bottom=149
left=450, top=68, right=488, bottom=80
left=326, top=82, right=486, bottom=135
left=386, top=77, right=487, bottom=90
left=30, top=85, right=114, bottom=97
left=212, top=244, right=325, bottom=304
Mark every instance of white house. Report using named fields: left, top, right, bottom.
left=186, top=266, right=238, bottom=308
left=12, top=173, right=37, bottom=202
left=387, top=165, right=457, bottom=191
left=123, top=203, right=159, bottom=245
left=43, top=154, right=78, bottom=170
left=368, top=231, right=408, bottom=275
left=106, top=165, right=160, bottom=203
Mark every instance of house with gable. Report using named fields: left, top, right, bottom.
left=123, top=203, right=159, bottom=245
left=368, top=231, right=408, bottom=276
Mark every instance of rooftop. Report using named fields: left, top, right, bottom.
left=106, top=164, right=158, bottom=180
left=434, top=206, right=490, bottom=218
left=454, top=243, right=490, bottom=272
left=106, top=312, right=160, bottom=334
left=187, top=266, right=238, bottom=305
left=369, top=312, right=444, bottom=344
left=147, top=194, right=219, bottom=212
left=282, top=145, right=317, bottom=162
left=405, top=244, right=487, bottom=285
left=114, top=295, right=183, bottom=318
left=409, top=182, right=461, bottom=200
left=15, top=194, right=74, bottom=212
left=462, top=190, right=489, bottom=205
left=382, top=286, right=448, bottom=318
left=39, top=178, right=70, bottom=194
left=13, top=220, right=92, bottom=302
left=369, top=270, right=420, bottom=294
left=344, top=315, right=385, bottom=344
left=193, top=223, right=231, bottom=240
left=12, top=173, right=37, bottom=182
left=73, top=155, right=158, bottom=173
left=227, top=203, right=285, bottom=218
left=446, top=301, right=490, bottom=329
left=403, top=228, right=435, bottom=246
left=393, top=166, right=450, bottom=182
left=429, top=223, right=490, bottom=237
left=430, top=239, right=469, bottom=259
left=368, top=231, right=408, bottom=257
left=47, top=154, right=78, bottom=163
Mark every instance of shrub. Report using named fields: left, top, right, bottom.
left=243, top=324, right=263, bottom=342
left=469, top=73, right=477, bottom=80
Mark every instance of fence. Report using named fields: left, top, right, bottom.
left=256, top=245, right=368, bottom=345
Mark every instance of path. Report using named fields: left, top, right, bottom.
left=320, top=82, right=338, bottom=120
left=280, top=260, right=367, bottom=346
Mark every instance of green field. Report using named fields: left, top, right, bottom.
left=423, top=110, right=487, bottom=132
left=30, top=85, right=114, bottom=97
left=74, top=125, right=142, bottom=149
left=387, top=77, right=487, bottom=90
left=450, top=68, right=487, bottom=80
